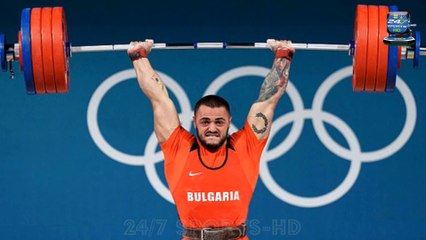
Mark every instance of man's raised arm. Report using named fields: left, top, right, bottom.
left=247, top=40, right=295, bottom=141
left=128, top=40, right=180, bottom=144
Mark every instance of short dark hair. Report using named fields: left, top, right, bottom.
left=194, top=95, right=231, bottom=116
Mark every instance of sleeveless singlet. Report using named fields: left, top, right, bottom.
left=160, top=121, right=267, bottom=240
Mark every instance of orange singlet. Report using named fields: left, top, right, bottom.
left=160, top=121, right=267, bottom=240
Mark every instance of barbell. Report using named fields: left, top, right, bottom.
left=0, top=5, right=424, bottom=95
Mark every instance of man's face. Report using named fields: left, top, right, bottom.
left=193, top=105, right=231, bottom=151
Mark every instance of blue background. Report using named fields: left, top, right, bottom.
left=1, top=0, right=425, bottom=239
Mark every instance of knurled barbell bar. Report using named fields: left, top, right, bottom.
left=0, top=5, right=424, bottom=95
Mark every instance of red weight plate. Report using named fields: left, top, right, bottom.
left=364, top=5, right=379, bottom=92
left=397, top=46, right=401, bottom=70
left=375, top=6, right=389, bottom=92
left=41, top=7, right=56, bottom=94
left=18, top=31, right=23, bottom=72
left=352, top=5, right=368, bottom=91
left=52, top=7, right=69, bottom=94
left=30, top=8, right=46, bottom=94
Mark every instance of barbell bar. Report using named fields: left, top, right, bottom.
left=70, top=42, right=353, bottom=52
left=0, top=5, right=424, bottom=95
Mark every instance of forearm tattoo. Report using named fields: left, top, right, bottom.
left=151, top=74, right=166, bottom=91
left=256, top=58, right=291, bottom=102
left=251, top=112, right=268, bottom=134
left=152, top=76, right=160, bottom=83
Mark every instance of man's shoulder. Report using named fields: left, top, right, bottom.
left=161, top=125, right=195, bottom=150
left=174, top=126, right=195, bottom=141
left=229, top=124, right=248, bottom=144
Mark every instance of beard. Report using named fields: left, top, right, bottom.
left=196, top=127, right=229, bottom=152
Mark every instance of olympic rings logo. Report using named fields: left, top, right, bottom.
left=87, top=65, right=416, bottom=208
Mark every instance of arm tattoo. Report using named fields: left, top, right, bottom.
left=152, top=76, right=160, bottom=83
left=256, top=58, right=291, bottom=103
left=151, top=75, right=166, bottom=91
left=251, top=112, right=268, bottom=134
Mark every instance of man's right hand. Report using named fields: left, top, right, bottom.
left=127, top=39, right=154, bottom=59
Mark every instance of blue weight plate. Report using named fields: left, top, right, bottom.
left=0, top=34, right=6, bottom=72
left=21, top=8, right=35, bottom=94
left=386, top=5, right=399, bottom=92
left=414, top=31, right=420, bottom=68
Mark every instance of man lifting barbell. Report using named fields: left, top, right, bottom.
left=127, top=39, right=294, bottom=240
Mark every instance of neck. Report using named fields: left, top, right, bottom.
left=198, top=138, right=227, bottom=153
left=196, top=139, right=229, bottom=170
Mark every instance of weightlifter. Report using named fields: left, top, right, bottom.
left=128, top=39, right=294, bottom=240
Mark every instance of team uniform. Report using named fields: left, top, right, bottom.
left=160, top=121, right=267, bottom=240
